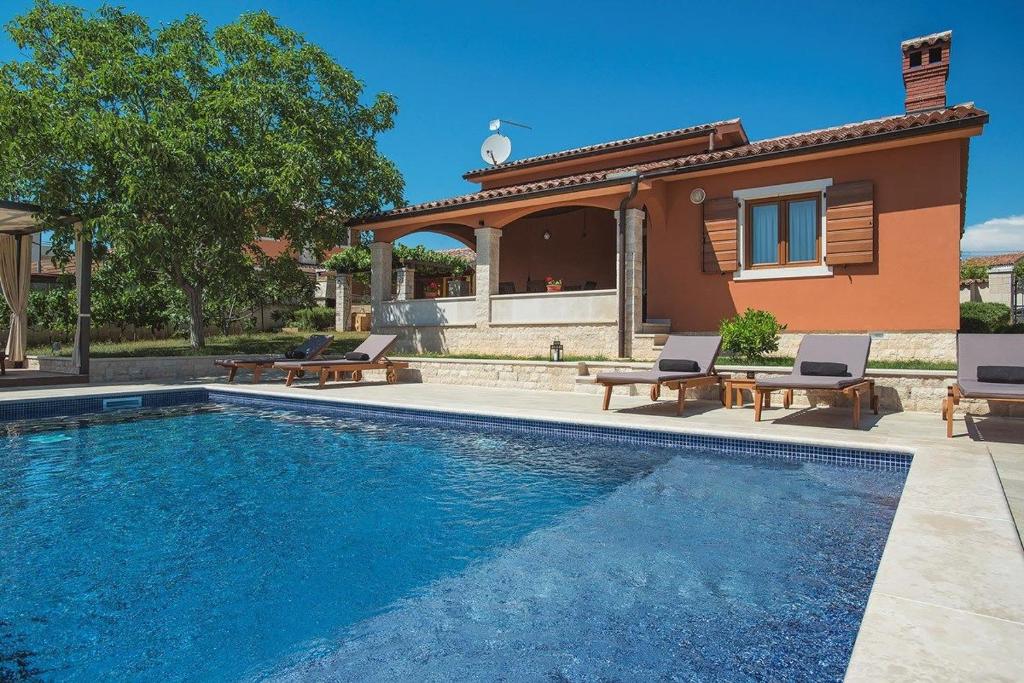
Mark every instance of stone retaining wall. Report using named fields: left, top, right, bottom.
left=395, top=357, right=1020, bottom=416
left=30, top=354, right=260, bottom=383
left=376, top=326, right=957, bottom=363
left=379, top=323, right=619, bottom=358
left=26, top=353, right=1020, bottom=417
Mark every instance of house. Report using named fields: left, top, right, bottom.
left=350, top=31, right=986, bottom=362
left=960, top=252, right=1024, bottom=319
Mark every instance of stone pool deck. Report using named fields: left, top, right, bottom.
left=1, top=379, right=1022, bottom=680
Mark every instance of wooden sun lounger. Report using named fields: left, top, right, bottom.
left=943, top=333, right=1024, bottom=438
left=278, top=358, right=410, bottom=388
left=753, top=335, right=877, bottom=429
left=595, top=335, right=724, bottom=416
left=272, top=334, right=407, bottom=389
left=214, top=334, right=332, bottom=383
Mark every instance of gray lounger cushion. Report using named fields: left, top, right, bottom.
left=596, top=335, right=721, bottom=386
left=275, top=334, right=398, bottom=370
left=285, top=334, right=333, bottom=359
left=757, top=374, right=864, bottom=390
left=216, top=356, right=281, bottom=367
left=956, top=379, right=1024, bottom=399
left=757, top=335, right=871, bottom=390
left=956, top=334, right=1024, bottom=398
left=596, top=370, right=707, bottom=386
left=217, top=335, right=333, bottom=367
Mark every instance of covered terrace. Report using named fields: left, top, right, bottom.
left=353, top=186, right=653, bottom=359
left=0, top=200, right=91, bottom=387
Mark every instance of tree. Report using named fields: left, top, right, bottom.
left=0, top=2, right=403, bottom=347
left=719, top=308, right=786, bottom=363
left=204, top=252, right=315, bottom=335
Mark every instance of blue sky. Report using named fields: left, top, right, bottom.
left=3, top=0, right=1022, bottom=253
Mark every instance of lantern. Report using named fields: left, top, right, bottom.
left=549, top=339, right=564, bottom=363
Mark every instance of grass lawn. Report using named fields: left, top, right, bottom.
left=29, top=333, right=956, bottom=370
left=30, top=331, right=369, bottom=358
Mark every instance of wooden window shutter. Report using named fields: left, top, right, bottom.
left=825, top=181, right=874, bottom=265
left=702, top=197, right=738, bottom=273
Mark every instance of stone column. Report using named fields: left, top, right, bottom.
left=617, top=208, right=645, bottom=355
left=395, top=267, right=415, bottom=301
left=473, top=227, right=500, bottom=327
left=334, top=273, right=352, bottom=331
left=369, top=241, right=393, bottom=328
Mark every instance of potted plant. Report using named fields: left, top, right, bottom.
left=545, top=276, right=563, bottom=293
left=424, top=281, right=441, bottom=299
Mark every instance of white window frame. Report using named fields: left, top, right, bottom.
left=733, top=178, right=833, bottom=282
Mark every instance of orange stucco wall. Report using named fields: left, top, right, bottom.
left=641, top=139, right=964, bottom=332
left=498, top=207, right=616, bottom=291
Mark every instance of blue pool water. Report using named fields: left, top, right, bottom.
left=0, top=401, right=905, bottom=681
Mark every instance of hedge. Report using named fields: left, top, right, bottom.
left=959, top=302, right=1011, bottom=333
left=288, top=306, right=335, bottom=331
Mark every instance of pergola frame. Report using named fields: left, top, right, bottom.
left=0, top=200, right=90, bottom=378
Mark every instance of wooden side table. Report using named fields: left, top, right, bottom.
left=723, top=375, right=770, bottom=409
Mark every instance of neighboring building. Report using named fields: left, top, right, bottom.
left=29, top=236, right=75, bottom=290
left=254, top=237, right=348, bottom=307
left=350, top=31, right=986, bottom=362
left=960, top=252, right=1024, bottom=320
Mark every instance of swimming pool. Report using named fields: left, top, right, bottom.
left=0, top=391, right=906, bottom=681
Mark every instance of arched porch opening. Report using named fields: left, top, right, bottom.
left=497, top=205, right=616, bottom=294
left=381, top=223, right=477, bottom=251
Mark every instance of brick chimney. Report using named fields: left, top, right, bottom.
left=901, top=31, right=952, bottom=113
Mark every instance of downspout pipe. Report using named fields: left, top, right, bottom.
left=617, top=173, right=641, bottom=359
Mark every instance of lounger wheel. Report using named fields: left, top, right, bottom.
left=353, top=370, right=363, bottom=382
left=650, top=384, right=660, bottom=401
left=386, top=368, right=398, bottom=384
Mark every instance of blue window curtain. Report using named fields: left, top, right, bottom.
left=750, top=203, right=779, bottom=265
left=787, top=199, right=817, bottom=262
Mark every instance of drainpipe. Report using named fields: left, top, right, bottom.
left=616, top=173, right=640, bottom=358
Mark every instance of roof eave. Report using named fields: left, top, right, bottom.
left=353, top=112, right=988, bottom=228
left=461, top=124, right=725, bottom=181
left=643, top=112, right=988, bottom=183
left=349, top=175, right=635, bottom=227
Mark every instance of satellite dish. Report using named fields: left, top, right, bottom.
left=481, top=133, right=512, bottom=166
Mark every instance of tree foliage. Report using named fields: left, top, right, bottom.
left=719, top=308, right=787, bottom=362
left=0, top=1, right=403, bottom=347
left=324, top=243, right=472, bottom=277
left=959, top=262, right=989, bottom=282
left=7, top=250, right=314, bottom=339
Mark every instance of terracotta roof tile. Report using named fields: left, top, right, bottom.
left=962, top=252, right=1024, bottom=268
left=462, top=119, right=738, bottom=178
left=441, top=247, right=476, bottom=262
left=355, top=104, right=987, bottom=225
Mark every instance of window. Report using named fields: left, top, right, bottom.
left=745, top=194, right=821, bottom=268
left=928, top=47, right=942, bottom=64
left=909, top=50, right=922, bottom=67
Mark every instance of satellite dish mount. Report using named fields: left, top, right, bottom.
left=481, top=119, right=531, bottom=166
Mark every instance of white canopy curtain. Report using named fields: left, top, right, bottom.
left=0, top=234, right=31, bottom=364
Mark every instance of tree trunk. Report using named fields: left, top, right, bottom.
left=184, top=284, right=205, bottom=348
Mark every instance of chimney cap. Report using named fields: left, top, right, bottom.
left=901, top=30, right=952, bottom=51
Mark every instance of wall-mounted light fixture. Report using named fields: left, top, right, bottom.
left=543, top=229, right=551, bottom=240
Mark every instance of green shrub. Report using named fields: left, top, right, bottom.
left=719, top=308, right=786, bottom=362
left=960, top=301, right=1011, bottom=333
left=288, top=306, right=335, bottom=331
left=959, top=262, right=988, bottom=282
